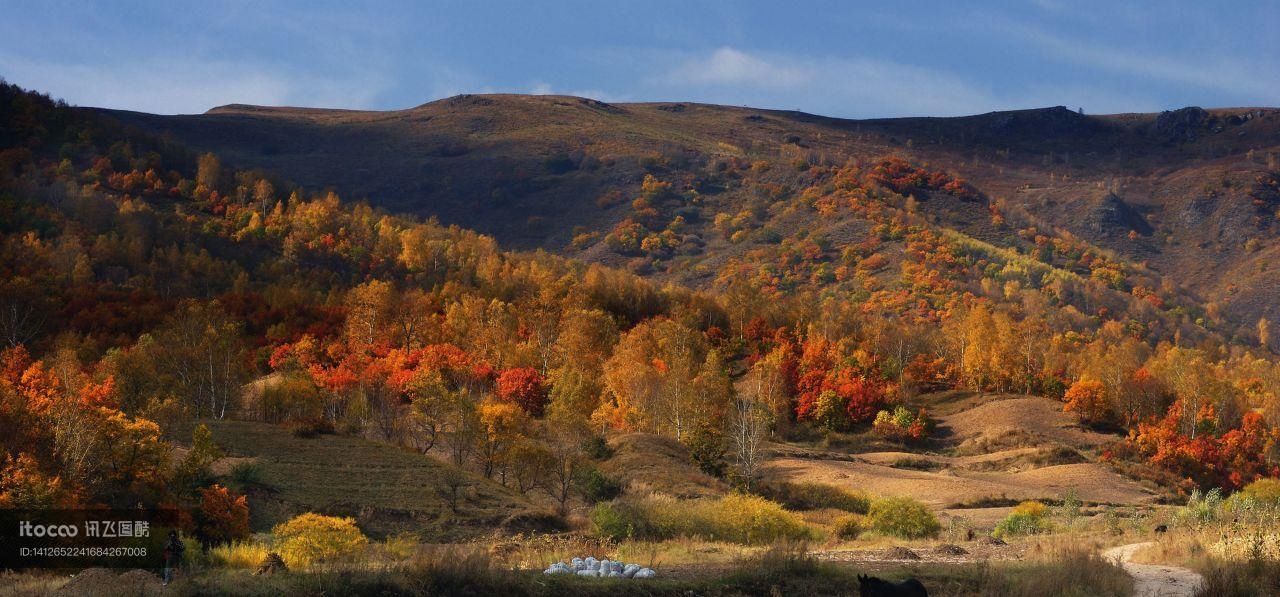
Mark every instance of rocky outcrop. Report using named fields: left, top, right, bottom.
left=1154, top=107, right=1210, bottom=143
left=1085, top=193, right=1152, bottom=236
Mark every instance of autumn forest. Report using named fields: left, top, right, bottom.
left=3, top=78, right=1280, bottom=594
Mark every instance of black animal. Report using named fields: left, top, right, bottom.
left=858, top=573, right=929, bottom=597
left=1154, top=524, right=1168, bottom=535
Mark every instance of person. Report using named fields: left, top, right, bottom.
left=162, top=530, right=185, bottom=585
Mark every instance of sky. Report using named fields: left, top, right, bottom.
left=1, top=0, right=1277, bottom=118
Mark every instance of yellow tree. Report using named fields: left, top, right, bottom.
left=252, top=178, right=275, bottom=215
left=1063, top=378, right=1109, bottom=425
left=196, top=153, right=222, bottom=193
left=601, top=319, right=663, bottom=431
left=653, top=320, right=716, bottom=441
left=344, top=280, right=395, bottom=348
left=601, top=318, right=716, bottom=440
left=476, top=399, right=528, bottom=482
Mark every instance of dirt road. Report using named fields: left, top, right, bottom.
left=1102, top=542, right=1203, bottom=597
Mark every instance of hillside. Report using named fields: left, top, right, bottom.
left=3, top=79, right=1279, bottom=546
left=100, top=97, right=1280, bottom=340
left=764, top=394, right=1162, bottom=528
left=203, top=419, right=538, bottom=539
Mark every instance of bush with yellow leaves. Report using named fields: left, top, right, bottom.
left=271, top=513, right=368, bottom=569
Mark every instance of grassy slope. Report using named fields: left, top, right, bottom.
left=760, top=393, right=1164, bottom=529
left=204, top=420, right=533, bottom=539
left=598, top=433, right=728, bottom=499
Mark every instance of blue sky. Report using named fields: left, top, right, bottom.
left=1, top=1, right=1276, bottom=117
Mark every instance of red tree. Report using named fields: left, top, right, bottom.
left=197, top=484, right=250, bottom=546
left=495, top=367, right=548, bottom=416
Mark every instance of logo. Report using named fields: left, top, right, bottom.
left=18, top=521, right=79, bottom=538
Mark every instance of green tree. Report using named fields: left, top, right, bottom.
left=174, top=424, right=222, bottom=499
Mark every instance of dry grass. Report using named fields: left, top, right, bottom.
left=0, top=571, right=70, bottom=596
left=761, top=456, right=1153, bottom=514
left=1196, top=559, right=1280, bottom=597
left=954, top=429, right=1042, bottom=457
left=614, top=537, right=756, bottom=569
left=941, top=396, right=1115, bottom=450
left=597, top=433, right=726, bottom=498
left=207, top=540, right=271, bottom=569
left=484, top=532, right=618, bottom=570
left=965, top=542, right=1132, bottom=596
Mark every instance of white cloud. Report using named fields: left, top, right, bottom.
left=666, top=47, right=812, bottom=88
left=655, top=46, right=1000, bottom=117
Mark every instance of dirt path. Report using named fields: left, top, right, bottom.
left=1102, top=542, right=1202, bottom=597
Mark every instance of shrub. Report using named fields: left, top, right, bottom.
left=710, top=494, right=812, bottom=544
left=1240, top=478, right=1280, bottom=504
left=581, top=436, right=613, bottom=460
left=208, top=540, right=269, bottom=569
left=755, top=481, right=869, bottom=513
left=196, top=484, right=250, bottom=546
left=378, top=533, right=419, bottom=561
left=543, top=155, right=576, bottom=174
left=590, top=502, right=634, bottom=540
left=1012, top=500, right=1048, bottom=517
left=1178, top=487, right=1225, bottom=526
left=180, top=533, right=204, bottom=566
left=591, top=493, right=812, bottom=545
left=289, top=418, right=334, bottom=438
left=832, top=514, right=864, bottom=539
left=261, top=374, right=325, bottom=424
left=872, top=406, right=933, bottom=442
left=227, top=461, right=270, bottom=491
left=993, top=501, right=1052, bottom=538
left=575, top=467, right=622, bottom=504
left=867, top=496, right=940, bottom=539
left=685, top=421, right=726, bottom=477
left=272, top=513, right=368, bottom=569
left=173, top=424, right=221, bottom=497
left=1056, top=487, right=1083, bottom=527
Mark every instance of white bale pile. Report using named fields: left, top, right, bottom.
left=543, top=556, right=655, bottom=578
